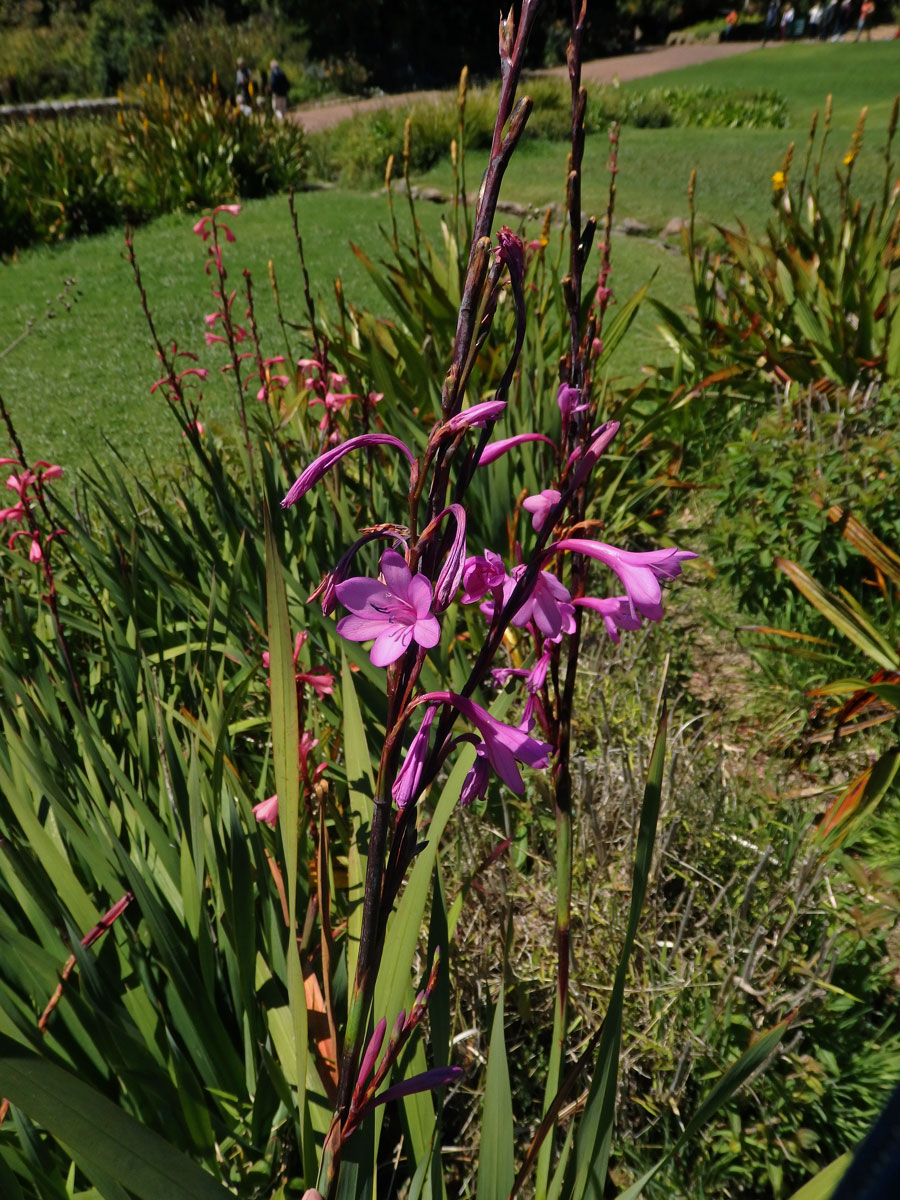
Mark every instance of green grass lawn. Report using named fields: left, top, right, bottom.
left=2, top=41, right=897, bottom=477
left=0, top=193, right=448, bottom=476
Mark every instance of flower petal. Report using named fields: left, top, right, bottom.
left=336, top=614, right=396, bottom=642
left=408, top=573, right=435, bottom=619
left=379, top=549, right=413, bottom=598
left=370, top=624, right=415, bottom=666
left=337, top=576, right=397, bottom=617
left=412, top=613, right=441, bottom=649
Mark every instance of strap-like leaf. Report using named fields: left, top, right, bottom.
left=0, top=1045, right=233, bottom=1200
left=569, top=709, right=668, bottom=1200
left=476, top=983, right=514, bottom=1200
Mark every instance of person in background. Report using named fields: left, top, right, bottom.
left=856, top=0, right=875, bottom=39
left=807, top=2, right=823, bottom=36
left=762, top=0, right=781, bottom=44
left=820, top=0, right=839, bottom=37
left=834, top=0, right=854, bottom=39
left=781, top=2, right=795, bottom=38
left=268, top=59, right=289, bottom=120
left=724, top=8, right=738, bottom=39
left=235, top=57, right=252, bottom=114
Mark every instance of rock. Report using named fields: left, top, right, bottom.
left=664, top=216, right=686, bottom=238
left=411, top=187, right=447, bottom=203
left=620, top=216, right=650, bottom=237
left=496, top=199, right=529, bottom=216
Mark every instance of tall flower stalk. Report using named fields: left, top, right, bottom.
left=275, top=4, right=695, bottom=1194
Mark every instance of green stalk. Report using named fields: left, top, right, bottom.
left=318, top=776, right=394, bottom=1197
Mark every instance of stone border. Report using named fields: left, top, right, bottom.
left=0, top=98, right=134, bottom=124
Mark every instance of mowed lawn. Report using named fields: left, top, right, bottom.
left=2, top=41, right=898, bottom=477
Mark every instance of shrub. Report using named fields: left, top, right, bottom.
left=703, top=394, right=900, bottom=629
left=87, top=0, right=163, bottom=95
left=0, top=82, right=307, bottom=253
left=0, top=7, right=93, bottom=104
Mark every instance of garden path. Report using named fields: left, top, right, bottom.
left=292, top=25, right=898, bottom=134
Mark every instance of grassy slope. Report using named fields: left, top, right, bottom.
left=2, top=42, right=897, bottom=476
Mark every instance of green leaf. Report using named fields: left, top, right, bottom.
left=811, top=679, right=900, bottom=707
left=614, top=1019, right=790, bottom=1200
left=776, top=558, right=900, bottom=672
left=342, top=651, right=375, bottom=990
left=476, top=984, right=514, bottom=1200
left=597, top=282, right=651, bottom=371
left=785, top=1154, right=851, bottom=1200
left=570, top=709, right=668, bottom=1200
left=0, top=1045, right=233, bottom=1200
left=264, top=504, right=308, bottom=1144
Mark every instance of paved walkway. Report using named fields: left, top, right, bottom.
left=292, top=25, right=897, bottom=134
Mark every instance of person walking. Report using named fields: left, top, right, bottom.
left=834, top=0, right=854, bottom=39
left=235, top=57, right=252, bottom=114
left=268, top=59, right=289, bottom=119
left=856, top=0, right=875, bottom=40
left=762, top=0, right=780, bottom=45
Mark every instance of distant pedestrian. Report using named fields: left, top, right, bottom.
left=781, top=2, right=795, bottom=39
left=820, top=1, right=838, bottom=38
left=235, top=57, right=252, bottom=114
left=762, top=0, right=780, bottom=45
left=834, top=0, right=853, bottom=39
left=268, top=59, right=289, bottom=119
left=724, top=9, right=738, bottom=39
left=856, top=0, right=875, bottom=40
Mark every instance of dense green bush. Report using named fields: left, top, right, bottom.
left=703, top=395, right=900, bottom=628
left=0, top=6, right=93, bottom=103
left=0, top=117, right=123, bottom=252
left=0, top=4, right=366, bottom=106
left=88, top=0, right=163, bottom=94
left=0, top=83, right=307, bottom=253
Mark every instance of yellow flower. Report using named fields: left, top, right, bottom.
left=771, top=170, right=786, bottom=192
left=843, top=151, right=856, bottom=166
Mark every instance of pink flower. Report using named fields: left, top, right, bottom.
left=557, top=383, right=588, bottom=419
left=9, top=527, right=65, bottom=563
left=522, top=489, right=561, bottom=532
left=7, top=470, right=35, bottom=499
left=414, top=691, right=552, bottom=795
left=432, top=504, right=467, bottom=612
left=182, top=421, right=206, bottom=437
left=296, top=671, right=335, bottom=698
left=335, top=550, right=441, bottom=667
left=257, top=376, right=291, bottom=402
left=478, top=432, right=555, bottom=466
left=549, top=538, right=696, bottom=621
left=443, top=399, right=507, bottom=434
left=461, top=550, right=509, bottom=604
left=459, top=747, right=491, bottom=807
left=392, top=705, right=438, bottom=809
left=573, top=595, right=643, bottom=642
left=505, top=566, right=575, bottom=640
left=253, top=794, right=279, bottom=827
left=308, top=388, right=358, bottom=429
